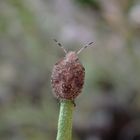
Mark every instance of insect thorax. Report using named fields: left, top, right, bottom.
left=65, top=51, right=79, bottom=63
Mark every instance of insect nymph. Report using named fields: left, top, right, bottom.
left=51, top=39, right=93, bottom=101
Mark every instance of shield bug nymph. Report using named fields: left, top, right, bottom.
left=51, top=39, right=93, bottom=101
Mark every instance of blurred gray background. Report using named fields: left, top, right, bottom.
left=0, top=0, right=140, bottom=140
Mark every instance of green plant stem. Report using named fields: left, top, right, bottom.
left=56, top=100, right=74, bottom=140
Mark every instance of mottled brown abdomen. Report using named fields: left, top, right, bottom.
left=51, top=59, right=85, bottom=100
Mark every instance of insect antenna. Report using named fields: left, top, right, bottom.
left=53, top=39, right=67, bottom=54
left=77, top=42, right=94, bottom=54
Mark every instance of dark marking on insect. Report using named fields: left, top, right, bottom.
left=51, top=39, right=93, bottom=106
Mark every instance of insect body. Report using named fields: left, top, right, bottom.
left=51, top=40, right=93, bottom=100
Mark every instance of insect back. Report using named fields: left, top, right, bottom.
left=51, top=40, right=93, bottom=100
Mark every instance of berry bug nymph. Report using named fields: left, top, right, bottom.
left=51, top=39, right=93, bottom=103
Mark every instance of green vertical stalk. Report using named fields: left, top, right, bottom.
left=56, top=100, right=74, bottom=140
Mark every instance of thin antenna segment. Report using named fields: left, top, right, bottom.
left=53, top=39, right=67, bottom=54
left=77, top=42, right=94, bottom=54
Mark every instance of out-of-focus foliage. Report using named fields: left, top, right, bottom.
left=75, top=0, right=101, bottom=11
left=0, top=0, right=140, bottom=140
